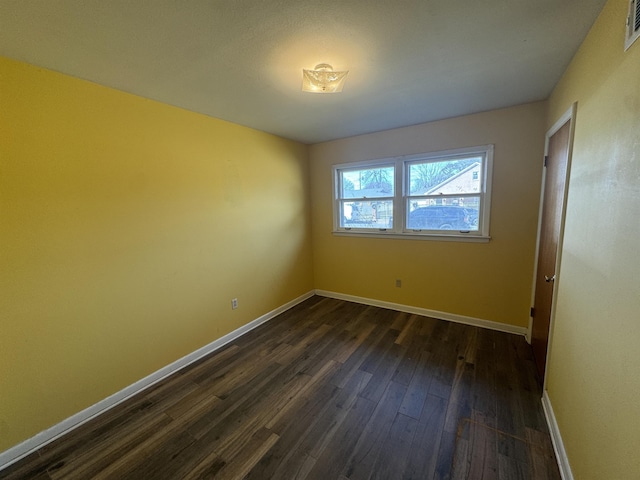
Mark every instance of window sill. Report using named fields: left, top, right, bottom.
left=332, top=231, right=491, bottom=243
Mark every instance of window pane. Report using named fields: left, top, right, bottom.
left=341, top=200, right=393, bottom=228
left=407, top=198, right=480, bottom=231
left=409, top=157, right=482, bottom=196
left=341, top=166, right=394, bottom=198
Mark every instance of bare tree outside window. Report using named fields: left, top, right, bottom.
left=409, top=158, right=479, bottom=195
left=360, top=168, right=393, bottom=192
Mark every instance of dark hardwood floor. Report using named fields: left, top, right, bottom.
left=1, top=296, right=561, bottom=479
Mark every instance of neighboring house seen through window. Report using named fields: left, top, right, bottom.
left=333, top=145, right=493, bottom=241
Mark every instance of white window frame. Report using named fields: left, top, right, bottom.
left=333, top=145, right=493, bottom=242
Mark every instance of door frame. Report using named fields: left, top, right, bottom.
left=527, top=102, right=577, bottom=387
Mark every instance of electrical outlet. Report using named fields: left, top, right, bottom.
left=395, top=279, right=402, bottom=288
left=231, top=298, right=238, bottom=310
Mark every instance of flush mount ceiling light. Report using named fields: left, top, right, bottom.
left=302, top=63, right=349, bottom=93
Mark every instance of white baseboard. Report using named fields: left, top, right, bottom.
left=1, top=289, right=526, bottom=471
left=542, top=390, right=574, bottom=480
left=0, top=290, right=315, bottom=471
left=315, top=290, right=528, bottom=337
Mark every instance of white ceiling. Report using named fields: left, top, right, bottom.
left=0, top=0, right=606, bottom=144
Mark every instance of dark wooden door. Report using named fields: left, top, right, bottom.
left=531, top=120, right=571, bottom=380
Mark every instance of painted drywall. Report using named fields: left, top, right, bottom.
left=0, top=57, right=313, bottom=452
left=544, top=0, right=640, bottom=478
left=310, top=103, right=546, bottom=327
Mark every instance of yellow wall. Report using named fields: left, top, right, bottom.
left=0, top=57, right=313, bottom=451
left=310, top=102, right=546, bottom=327
left=545, top=0, right=640, bottom=478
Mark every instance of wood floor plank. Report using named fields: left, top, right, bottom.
left=371, top=412, right=418, bottom=480
left=498, top=453, right=529, bottom=480
left=271, top=323, right=333, bottom=367
left=450, top=418, right=501, bottom=480
left=263, top=359, right=340, bottom=431
left=182, top=360, right=331, bottom=478
left=391, top=342, right=421, bottom=386
left=213, top=428, right=280, bottom=480
left=210, top=370, right=324, bottom=461
left=164, top=388, right=220, bottom=421
left=434, top=430, right=459, bottom=480
left=403, top=394, right=448, bottom=480
left=417, top=314, right=440, bottom=338
left=428, top=330, right=459, bottom=399
left=266, top=369, right=372, bottom=479
left=389, top=310, right=411, bottom=332
left=304, top=396, right=377, bottom=480
left=497, top=425, right=530, bottom=468
left=334, top=321, right=377, bottom=364
left=180, top=450, right=226, bottom=480
left=399, top=349, right=435, bottom=419
left=467, top=417, right=499, bottom=480
left=242, top=383, right=340, bottom=480
left=48, top=412, right=173, bottom=480
left=358, top=341, right=407, bottom=403
left=341, top=381, right=408, bottom=480
left=394, top=313, right=419, bottom=346
left=113, top=430, right=197, bottom=480
left=292, top=328, right=353, bottom=377
left=305, top=370, right=372, bottom=460
left=448, top=359, right=475, bottom=421
left=526, top=428, right=562, bottom=480
left=263, top=380, right=338, bottom=437
left=32, top=377, right=199, bottom=477
left=359, top=329, right=401, bottom=374
left=1, top=297, right=561, bottom=480
left=329, top=319, right=394, bottom=389
left=88, top=394, right=220, bottom=480
left=193, top=342, right=290, bottom=398
left=0, top=454, right=50, bottom=480
left=174, top=344, right=241, bottom=382
left=473, top=344, right=498, bottom=420
left=186, top=362, right=284, bottom=440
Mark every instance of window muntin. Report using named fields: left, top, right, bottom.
left=333, top=146, right=493, bottom=239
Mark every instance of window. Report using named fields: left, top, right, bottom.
left=333, top=145, right=493, bottom=241
left=337, top=164, right=395, bottom=230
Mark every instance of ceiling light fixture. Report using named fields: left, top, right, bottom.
left=302, top=63, right=348, bottom=93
